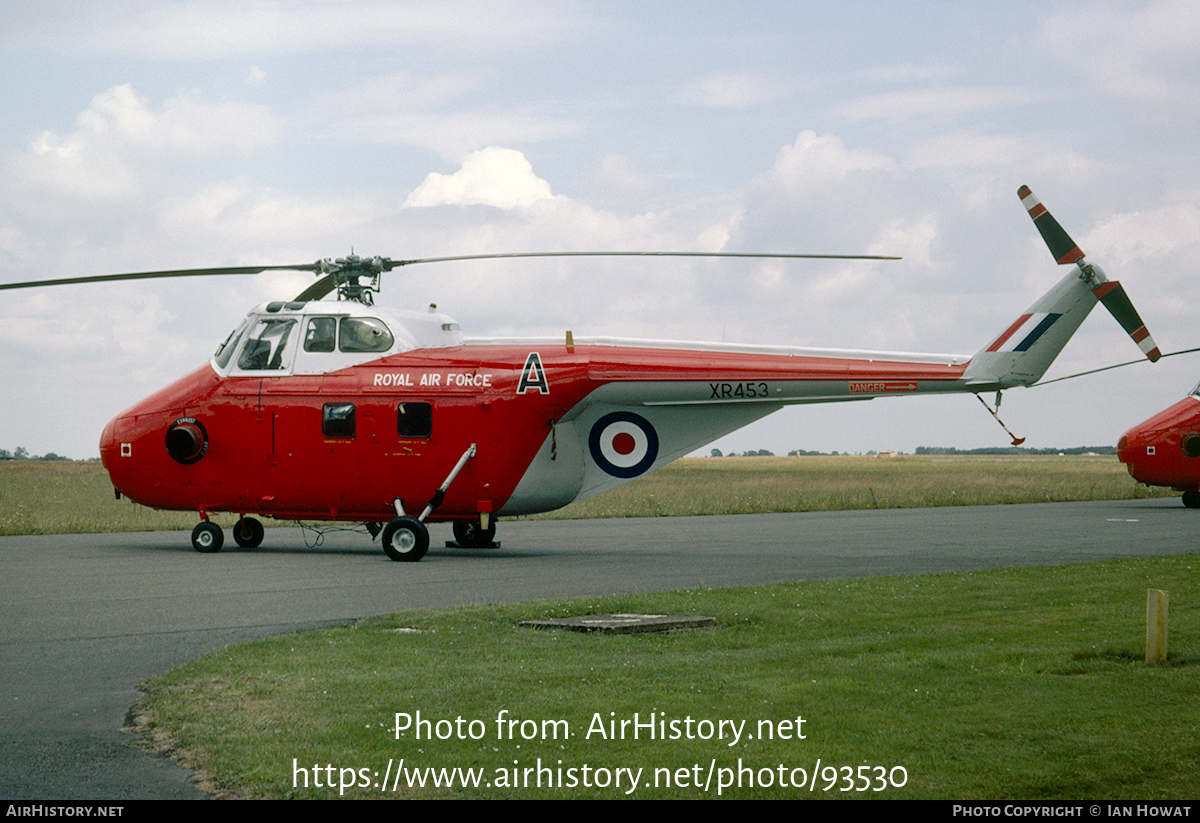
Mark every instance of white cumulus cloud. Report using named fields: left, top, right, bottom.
left=9, top=84, right=282, bottom=202
left=403, top=147, right=557, bottom=208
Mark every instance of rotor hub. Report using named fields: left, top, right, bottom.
left=317, top=254, right=397, bottom=304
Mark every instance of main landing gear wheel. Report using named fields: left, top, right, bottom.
left=1182, top=491, right=1200, bottom=509
left=453, top=519, right=497, bottom=548
left=382, top=516, right=430, bottom=562
left=233, top=516, right=265, bottom=548
left=192, top=521, right=223, bottom=553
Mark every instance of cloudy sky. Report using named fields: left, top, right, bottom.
left=3, top=1, right=1200, bottom=461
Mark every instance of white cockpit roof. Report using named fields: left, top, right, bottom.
left=212, top=301, right=464, bottom=376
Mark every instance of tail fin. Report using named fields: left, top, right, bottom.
left=963, top=186, right=1160, bottom=390
left=964, top=270, right=1098, bottom=388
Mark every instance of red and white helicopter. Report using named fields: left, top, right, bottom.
left=1117, top=384, right=1200, bottom=507
left=1, top=187, right=1160, bottom=560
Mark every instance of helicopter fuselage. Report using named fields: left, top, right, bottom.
left=98, top=300, right=974, bottom=526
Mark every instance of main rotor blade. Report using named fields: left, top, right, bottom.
left=3, top=250, right=899, bottom=302
left=0, top=263, right=320, bottom=292
left=1033, top=345, right=1200, bottom=388
left=293, top=275, right=336, bottom=302
left=294, top=251, right=898, bottom=302
left=385, top=251, right=902, bottom=268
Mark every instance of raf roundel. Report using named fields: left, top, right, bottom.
left=588, top=411, right=659, bottom=478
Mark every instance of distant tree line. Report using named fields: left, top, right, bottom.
left=914, top=446, right=1117, bottom=456
left=0, top=447, right=71, bottom=461
left=706, top=446, right=1119, bottom=457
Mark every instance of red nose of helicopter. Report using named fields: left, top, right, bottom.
left=99, top=416, right=118, bottom=471
left=1116, top=427, right=1146, bottom=476
left=98, top=411, right=137, bottom=502
left=96, top=363, right=222, bottom=506
left=1116, top=395, right=1200, bottom=489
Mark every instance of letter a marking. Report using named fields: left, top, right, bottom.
left=518, top=352, right=549, bottom=395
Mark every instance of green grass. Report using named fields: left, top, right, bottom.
left=530, top=454, right=1171, bottom=519
left=0, top=455, right=1173, bottom=535
left=0, top=460, right=198, bottom=535
left=134, top=554, right=1200, bottom=799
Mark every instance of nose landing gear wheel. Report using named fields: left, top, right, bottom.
left=192, top=521, right=224, bottom=553
left=382, top=516, right=430, bottom=562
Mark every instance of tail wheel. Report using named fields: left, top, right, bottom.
left=233, top=516, right=265, bottom=548
left=453, top=519, right=497, bottom=548
left=382, top=516, right=430, bottom=562
left=192, top=521, right=224, bottom=553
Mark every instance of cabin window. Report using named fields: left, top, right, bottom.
left=237, top=318, right=297, bottom=370
left=340, top=317, right=394, bottom=353
left=304, top=317, right=337, bottom=352
left=323, top=403, right=356, bottom=438
left=397, top=402, right=432, bottom=438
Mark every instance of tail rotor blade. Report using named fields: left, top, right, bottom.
left=1093, top=281, right=1161, bottom=362
left=1018, top=185, right=1160, bottom=363
left=1018, top=185, right=1084, bottom=264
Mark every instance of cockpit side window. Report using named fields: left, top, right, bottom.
left=237, top=318, right=297, bottom=370
left=340, top=317, right=394, bottom=353
left=304, top=317, right=337, bottom=352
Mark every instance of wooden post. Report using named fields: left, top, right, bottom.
left=1146, top=589, right=1169, bottom=664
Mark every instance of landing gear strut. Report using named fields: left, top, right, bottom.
left=381, top=443, right=476, bottom=562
